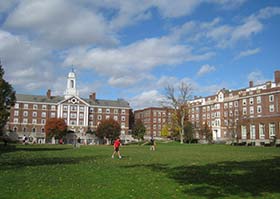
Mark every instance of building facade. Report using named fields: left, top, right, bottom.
left=135, top=71, right=280, bottom=145
left=134, top=107, right=172, bottom=137
left=189, top=71, right=280, bottom=145
left=7, top=71, right=131, bottom=144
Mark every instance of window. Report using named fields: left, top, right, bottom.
left=269, top=95, right=274, bottom=102
left=70, top=113, right=76, bottom=118
left=14, top=110, right=19, bottom=116
left=41, top=119, right=46, bottom=125
left=41, top=112, right=46, bottom=118
left=51, top=105, right=56, bottom=110
left=121, top=122, right=125, bottom=128
left=234, top=101, right=238, bottom=107
left=23, top=127, right=26, bottom=133
left=98, top=108, right=102, bottom=113
left=257, top=96, right=261, bottom=104
left=70, top=120, right=76, bottom=125
left=259, top=124, right=265, bottom=139
left=114, top=109, right=118, bottom=114
left=79, top=121, right=83, bottom=125
left=90, top=107, right=94, bottom=113
left=79, top=113, right=84, bottom=119
left=250, top=107, right=254, bottom=114
left=98, top=115, right=102, bottom=120
left=228, top=102, right=232, bottom=108
left=24, top=104, right=28, bottom=109
left=80, top=106, right=84, bottom=112
left=32, top=119, right=37, bottom=124
left=71, top=106, right=77, bottom=111
left=257, top=106, right=262, bottom=113
left=23, top=118, right=28, bottom=124
left=114, top=116, right=118, bottom=121
left=241, top=125, right=247, bottom=139
left=89, top=121, right=93, bottom=126
left=41, top=128, right=45, bottom=133
left=13, top=118, right=18, bottom=123
left=121, top=116, right=125, bottom=121
left=33, top=104, right=38, bottom=110
left=106, top=108, right=110, bottom=114
left=269, top=123, right=275, bottom=137
left=32, top=128, right=36, bottom=133
left=32, top=112, right=37, bottom=117
left=242, top=99, right=247, bottom=106
left=249, top=98, right=254, bottom=105
left=51, top=112, right=56, bottom=118
left=14, top=103, right=19, bottom=109
left=13, top=127, right=17, bottom=132
left=121, top=109, right=126, bottom=114
left=269, top=105, right=274, bottom=112
left=250, top=125, right=256, bottom=139
left=63, top=113, right=67, bottom=118
left=63, top=105, right=68, bottom=111
left=224, top=103, right=228, bottom=108
left=242, top=107, right=247, bottom=115
left=42, top=105, right=47, bottom=110
left=105, top=115, right=110, bottom=119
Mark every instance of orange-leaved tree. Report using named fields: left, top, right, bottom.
left=45, top=118, right=67, bottom=139
left=96, top=118, right=121, bottom=143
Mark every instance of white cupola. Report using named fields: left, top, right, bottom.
left=64, top=69, right=79, bottom=99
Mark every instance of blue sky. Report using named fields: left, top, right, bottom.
left=0, top=0, right=279, bottom=109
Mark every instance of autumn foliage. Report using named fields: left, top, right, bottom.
left=96, top=118, right=121, bottom=141
left=45, top=118, right=67, bottom=138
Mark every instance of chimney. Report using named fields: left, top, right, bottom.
left=249, top=81, right=253, bottom=88
left=275, top=70, right=280, bottom=85
left=46, top=89, right=51, bottom=99
left=90, top=92, right=96, bottom=101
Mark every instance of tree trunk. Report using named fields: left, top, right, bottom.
left=180, top=114, right=185, bottom=144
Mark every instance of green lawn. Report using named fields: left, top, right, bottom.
left=0, top=142, right=280, bottom=199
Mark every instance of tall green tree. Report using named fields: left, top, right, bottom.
left=96, top=118, right=121, bottom=142
left=0, top=62, right=16, bottom=136
left=132, top=119, right=146, bottom=140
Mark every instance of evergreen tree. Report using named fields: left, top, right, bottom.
left=0, top=62, right=16, bottom=136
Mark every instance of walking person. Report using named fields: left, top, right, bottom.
left=150, top=136, right=156, bottom=151
left=112, top=137, right=122, bottom=159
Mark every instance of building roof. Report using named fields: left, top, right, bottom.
left=16, top=94, right=130, bottom=108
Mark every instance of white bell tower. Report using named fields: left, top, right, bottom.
left=64, top=69, right=79, bottom=99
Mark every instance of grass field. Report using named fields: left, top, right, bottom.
left=1, top=142, right=280, bottom=199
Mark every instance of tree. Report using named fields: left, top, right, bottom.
left=184, top=121, right=194, bottom=143
left=200, top=123, right=213, bottom=144
left=161, top=124, right=169, bottom=137
left=0, top=62, right=16, bottom=136
left=132, top=119, right=146, bottom=140
left=96, top=118, right=121, bottom=143
left=163, top=82, right=192, bottom=144
left=45, top=118, right=67, bottom=139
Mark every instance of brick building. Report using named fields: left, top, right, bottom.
left=7, top=70, right=131, bottom=144
left=135, top=71, right=280, bottom=145
left=189, top=70, right=280, bottom=145
left=134, top=107, right=172, bottom=137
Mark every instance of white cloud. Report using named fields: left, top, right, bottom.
left=129, top=90, right=164, bottom=109
left=4, top=0, right=118, bottom=48
left=63, top=37, right=214, bottom=87
left=197, top=64, right=216, bottom=76
left=0, top=30, right=59, bottom=93
left=247, top=70, right=268, bottom=85
left=234, top=48, right=261, bottom=60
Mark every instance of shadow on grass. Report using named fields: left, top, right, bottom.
left=123, top=157, right=280, bottom=198
left=0, top=144, right=70, bottom=155
left=0, top=155, right=103, bottom=170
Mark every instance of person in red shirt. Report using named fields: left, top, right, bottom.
left=112, top=137, right=122, bottom=159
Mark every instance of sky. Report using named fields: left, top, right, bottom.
left=0, top=0, right=279, bottom=110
